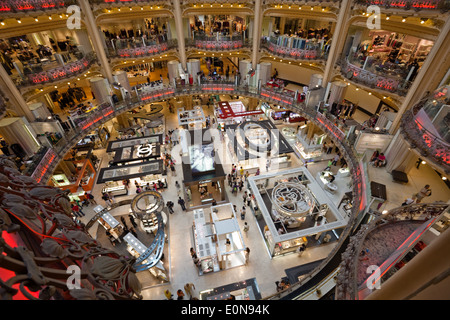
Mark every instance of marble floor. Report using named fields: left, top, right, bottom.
left=76, top=95, right=450, bottom=301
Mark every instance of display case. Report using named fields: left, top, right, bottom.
left=192, top=209, right=220, bottom=275
left=274, top=236, right=308, bottom=256
left=68, top=190, right=86, bottom=203
left=102, top=180, right=128, bottom=197
left=97, top=212, right=123, bottom=242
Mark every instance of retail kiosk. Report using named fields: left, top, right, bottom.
left=248, top=167, right=348, bottom=258
left=192, top=204, right=246, bottom=275
left=225, top=120, right=294, bottom=173
left=106, top=134, right=163, bottom=166
left=93, top=205, right=124, bottom=244
left=178, top=106, right=206, bottom=130
left=181, top=128, right=226, bottom=209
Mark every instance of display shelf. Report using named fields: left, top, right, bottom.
left=102, top=181, right=128, bottom=197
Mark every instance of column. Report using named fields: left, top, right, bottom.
left=327, top=81, right=348, bottom=106
left=0, top=64, right=35, bottom=122
left=251, top=0, right=262, bottom=69
left=90, top=77, right=112, bottom=105
left=78, top=0, right=114, bottom=83
left=389, top=19, right=450, bottom=134
left=173, top=0, right=187, bottom=70
left=279, top=17, right=286, bottom=35
left=322, top=0, right=352, bottom=85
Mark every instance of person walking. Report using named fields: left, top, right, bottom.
left=414, top=185, right=432, bottom=203
left=239, top=166, right=244, bottom=177
left=244, top=247, right=250, bottom=265
left=243, top=222, right=249, bottom=237
left=164, top=289, right=174, bottom=300
left=178, top=197, right=186, bottom=211
left=184, top=283, right=196, bottom=299
left=177, top=289, right=185, bottom=300
left=71, top=204, right=85, bottom=217
left=240, top=206, right=246, bottom=220
left=86, top=192, right=97, bottom=205
left=297, top=243, right=306, bottom=257
left=129, top=214, right=138, bottom=228
left=166, top=201, right=174, bottom=214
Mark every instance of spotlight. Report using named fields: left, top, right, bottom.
left=421, top=160, right=426, bottom=165
left=443, top=177, right=447, bottom=181
left=402, top=17, right=406, bottom=22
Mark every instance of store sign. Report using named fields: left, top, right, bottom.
left=136, top=144, right=154, bottom=158
left=217, top=101, right=263, bottom=119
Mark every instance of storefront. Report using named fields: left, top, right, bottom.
left=50, top=149, right=97, bottom=202
left=192, top=204, right=246, bottom=276
left=97, top=159, right=166, bottom=194
left=247, top=167, right=348, bottom=258
left=178, top=106, right=206, bottom=130
left=225, top=120, right=295, bottom=173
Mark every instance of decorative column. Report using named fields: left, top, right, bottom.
left=173, top=0, right=187, bottom=70
left=0, top=64, right=35, bottom=122
left=251, top=0, right=262, bottom=69
left=389, top=19, right=450, bottom=134
left=78, top=0, right=114, bottom=84
left=322, top=0, right=352, bottom=85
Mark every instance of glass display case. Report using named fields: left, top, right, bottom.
left=274, top=236, right=308, bottom=256
left=102, top=180, right=128, bottom=197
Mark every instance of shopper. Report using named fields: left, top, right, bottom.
left=164, top=289, right=174, bottom=300
left=255, top=168, right=260, bottom=176
left=184, top=283, right=196, bottom=299
left=243, top=222, right=249, bottom=236
left=166, top=201, right=174, bottom=214
left=176, top=289, right=185, bottom=300
left=414, top=185, right=432, bottom=203
left=247, top=194, right=252, bottom=207
left=297, top=243, right=306, bottom=257
left=239, top=166, right=244, bottom=177
left=374, top=153, right=386, bottom=167
left=190, top=247, right=196, bottom=258
left=71, top=204, right=85, bottom=217
left=331, top=154, right=340, bottom=166
left=178, top=197, right=186, bottom=211
left=129, top=227, right=138, bottom=238
left=86, top=192, right=97, bottom=205
left=244, top=247, right=250, bottom=265
left=240, top=206, right=246, bottom=220
left=108, top=192, right=115, bottom=204
left=401, top=198, right=414, bottom=206
left=129, top=214, right=138, bottom=228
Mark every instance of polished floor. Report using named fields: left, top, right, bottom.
left=79, top=92, right=450, bottom=300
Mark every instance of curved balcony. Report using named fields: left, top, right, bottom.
left=336, top=202, right=449, bottom=300
left=400, top=90, right=450, bottom=174
left=187, top=33, right=251, bottom=52
left=261, top=37, right=330, bottom=62
left=353, top=0, right=450, bottom=12
left=16, top=52, right=97, bottom=89
left=0, top=0, right=76, bottom=14
left=338, top=58, right=411, bottom=96
left=106, top=37, right=178, bottom=60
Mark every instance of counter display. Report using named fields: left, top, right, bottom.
left=102, top=180, right=128, bottom=197
left=97, top=212, right=123, bottom=243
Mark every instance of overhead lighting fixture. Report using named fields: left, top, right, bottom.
left=382, top=210, right=388, bottom=215
left=421, top=160, right=426, bottom=165
left=402, top=17, right=406, bottom=22
left=386, top=15, right=390, bottom=20
left=35, top=18, right=39, bottom=22
left=420, top=18, right=426, bottom=24
left=368, top=92, right=372, bottom=95
left=443, top=176, right=447, bottom=180
left=0, top=21, right=4, bottom=26
left=49, top=16, right=52, bottom=20
left=17, top=19, right=21, bottom=24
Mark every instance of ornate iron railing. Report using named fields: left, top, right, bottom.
left=353, top=0, right=449, bottom=11
left=338, top=58, right=410, bottom=96
left=105, top=37, right=177, bottom=59
left=187, top=34, right=251, bottom=51
left=0, top=0, right=77, bottom=13
left=261, top=37, right=329, bottom=61
left=0, top=156, right=142, bottom=300
left=16, top=52, right=97, bottom=88
left=335, top=202, right=449, bottom=300
left=400, top=102, right=450, bottom=174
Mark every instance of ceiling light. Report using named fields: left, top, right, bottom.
left=368, top=92, right=372, bottom=95
left=402, top=18, right=406, bottom=22
left=386, top=16, right=390, bottom=20
left=443, top=177, right=447, bottom=180
left=421, top=160, right=426, bottom=164
left=17, top=19, right=21, bottom=24
left=382, top=210, right=388, bottom=214
left=49, top=16, right=52, bottom=20
left=0, top=21, right=4, bottom=26
left=35, top=18, right=39, bottom=22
